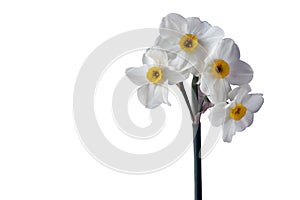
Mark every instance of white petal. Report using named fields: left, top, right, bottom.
left=227, top=60, right=253, bottom=85
left=222, top=119, right=236, bottom=143
left=190, top=67, right=202, bottom=77
left=200, top=72, right=217, bottom=95
left=137, top=84, right=170, bottom=109
left=234, top=111, right=254, bottom=132
left=167, top=49, right=205, bottom=76
left=198, top=26, right=225, bottom=53
left=137, top=84, right=160, bottom=109
left=168, top=54, right=192, bottom=71
left=188, top=46, right=207, bottom=74
left=155, top=36, right=180, bottom=50
left=215, top=38, right=240, bottom=63
left=160, top=13, right=187, bottom=39
left=161, top=83, right=171, bottom=106
left=191, top=21, right=212, bottom=36
left=228, top=84, right=251, bottom=102
left=158, top=29, right=182, bottom=48
left=125, top=65, right=148, bottom=86
left=164, top=67, right=190, bottom=85
left=137, top=84, right=149, bottom=107
left=186, top=18, right=210, bottom=35
left=209, top=102, right=227, bottom=126
left=210, top=79, right=231, bottom=104
left=199, top=75, right=209, bottom=95
left=137, top=84, right=150, bottom=107
left=242, top=94, right=264, bottom=113
left=143, top=48, right=168, bottom=67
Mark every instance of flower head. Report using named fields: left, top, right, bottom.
left=209, top=85, right=264, bottom=142
left=126, top=48, right=189, bottom=109
left=200, top=38, right=253, bottom=104
left=156, top=13, right=224, bottom=76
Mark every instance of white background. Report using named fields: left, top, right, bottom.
left=1, top=0, right=299, bottom=199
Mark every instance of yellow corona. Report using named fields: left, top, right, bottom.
left=211, top=60, right=230, bottom=78
left=179, top=34, right=199, bottom=52
left=229, top=104, right=247, bottom=120
left=147, top=67, right=163, bottom=83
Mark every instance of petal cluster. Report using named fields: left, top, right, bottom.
left=125, top=13, right=264, bottom=142
left=126, top=48, right=189, bottom=108
left=209, top=85, right=264, bottom=142
left=200, top=39, right=253, bottom=104
left=156, top=13, right=224, bottom=76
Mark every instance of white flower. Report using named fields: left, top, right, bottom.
left=156, top=13, right=224, bottom=76
left=209, top=85, right=264, bottom=142
left=126, top=48, right=189, bottom=109
left=200, top=38, right=253, bottom=104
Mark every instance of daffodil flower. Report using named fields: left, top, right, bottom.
left=209, top=85, right=264, bottom=142
left=200, top=38, right=254, bottom=104
left=126, top=48, right=190, bottom=109
left=156, top=13, right=224, bottom=76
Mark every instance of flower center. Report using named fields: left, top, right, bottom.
left=146, top=67, right=163, bottom=83
left=211, top=60, right=230, bottom=78
left=229, top=104, right=247, bottom=120
left=179, top=34, right=198, bottom=52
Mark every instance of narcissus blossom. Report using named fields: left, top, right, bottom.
left=125, top=13, right=264, bottom=144
left=126, top=48, right=189, bottom=109
left=124, top=13, right=264, bottom=200
left=156, top=13, right=224, bottom=76
left=209, top=85, right=264, bottom=142
left=200, top=38, right=253, bottom=104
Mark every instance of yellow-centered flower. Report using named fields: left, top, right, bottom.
left=229, top=104, right=247, bottom=120
left=208, top=85, right=264, bottom=142
left=211, top=59, right=230, bottom=79
left=147, top=67, right=163, bottom=83
left=179, top=34, right=198, bottom=52
left=158, top=14, right=225, bottom=75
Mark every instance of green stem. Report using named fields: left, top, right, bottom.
left=193, top=123, right=202, bottom=200
left=192, top=76, right=202, bottom=200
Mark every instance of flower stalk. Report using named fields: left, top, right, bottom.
left=193, top=123, right=202, bottom=200
left=178, top=77, right=202, bottom=200
left=192, top=76, right=202, bottom=200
